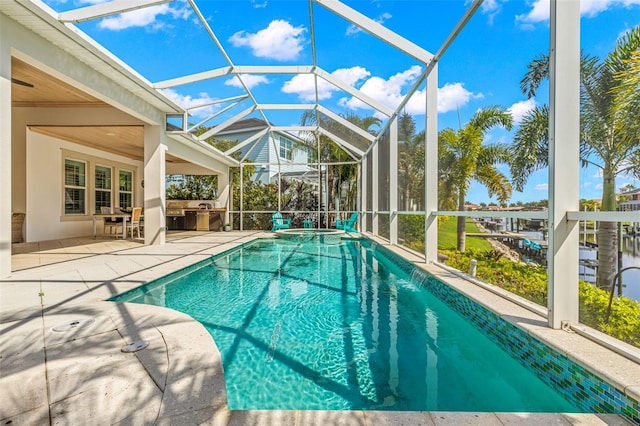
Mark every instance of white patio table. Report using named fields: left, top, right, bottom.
left=92, top=213, right=129, bottom=239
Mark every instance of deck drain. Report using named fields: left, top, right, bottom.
left=121, top=340, right=149, bottom=353
left=51, top=318, right=95, bottom=332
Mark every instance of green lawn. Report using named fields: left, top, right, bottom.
left=438, top=217, right=493, bottom=251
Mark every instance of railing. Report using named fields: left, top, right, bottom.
left=605, top=266, right=640, bottom=323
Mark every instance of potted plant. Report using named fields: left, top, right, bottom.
left=223, top=223, right=232, bottom=232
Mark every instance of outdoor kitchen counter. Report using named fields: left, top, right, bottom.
left=166, top=208, right=226, bottom=231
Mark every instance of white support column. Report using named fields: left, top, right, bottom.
left=143, top=125, right=166, bottom=245
left=547, top=0, right=580, bottom=328
left=218, top=168, right=230, bottom=225
left=361, top=159, right=368, bottom=232
left=424, top=65, right=438, bottom=263
left=0, top=35, right=11, bottom=277
left=389, top=118, right=398, bottom=245
left=240, top=163, right=244, bottom=231
left=356, top=163, right=362, bottom=231
left=372, top=140, right=379, bottom=236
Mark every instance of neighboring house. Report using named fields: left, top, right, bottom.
left=619, top=188, right=640, bottom=211
left=215, top=118, right=314, bottom=184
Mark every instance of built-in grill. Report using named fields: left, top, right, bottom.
left=166, top=203, right=185, bottom=217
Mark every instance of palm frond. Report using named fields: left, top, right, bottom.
left=520, top=54, right=549, bottom=98
left=510, top=105, right=549, bottom=192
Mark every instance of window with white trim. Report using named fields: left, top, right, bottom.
left=62, top=150, right=136, bottom=218
left=119, top=170, right=133, bottom=209
left=64, top=159, right=86, bottom=215
left=279, top=135, right=293, bottom=160
left=95, top=165, right=112, bottom=213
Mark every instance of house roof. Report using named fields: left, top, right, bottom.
left=216, top=118, right=270, bottom=134
left=620, top=188, right=640, bottom=195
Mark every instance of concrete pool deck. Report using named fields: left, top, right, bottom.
left=0, top=231, right=636, bottom=425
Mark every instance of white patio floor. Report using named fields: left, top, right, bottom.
left=0, top=232, right=632, bottom=425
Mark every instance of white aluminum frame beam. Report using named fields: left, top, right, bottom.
left=317, top=127, right=363, bottom=159
left=187, top=98, right=248, bottom=132
left=366, top=0, right=484, bottom=158
left=233, top=65, right=314, bottom=74
left=389, top=118, right=398, bottom=244
left=315, top=67, right=393, bottom=117
left=424, top=66, right=438, bottom=263
left=198, top=106, right=255, bottom=140
left=314, top=0, right=434, bottom=64
left=271, top=126, right=316, bottom=133
left=547, top=0, right=580, bottom=329
left=154, top=67, right=232, bottom=89
left=58, top=0, right=173, bottom=23
left=258, top=104, right=316, bottom=111
left=317, top=106, right=376, bottom=142
left=187, top=94, right=248, bottom=110
left=224, top=128, right=269, bottom=156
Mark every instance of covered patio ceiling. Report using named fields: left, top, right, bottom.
left=11, top=56, right=221, bottom=168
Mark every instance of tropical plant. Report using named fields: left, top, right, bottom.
left=397, top=112, right=426, bottom=210
left=298, top=111, right=380, bottom=214
left=166, top=175, right=218, bottom=200
left=441, top=248, right=640, bottom=348
left=438, top=106, right=514, bottom=252
left=511, top=25, right=640, bottom=289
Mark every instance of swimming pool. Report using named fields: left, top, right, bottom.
left=110, top=238, right=635, bottom=417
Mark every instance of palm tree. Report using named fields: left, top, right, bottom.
left=511, top=25, right=640, bottom=289
left=299, top=111, right=380, bottom=214
left=397, top=112, right=427, bottom=210
left=438, top=106, right=514, bottom=252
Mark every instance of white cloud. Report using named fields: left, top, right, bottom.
left=508, top=99, right=536, bottom=124
left=481, top=0, right=504, bottom=24
left=160, top=88, right=218, bottom=118
left=98, top=3, right=191, bottom=31
left=436, top=82, right=483, bottom=114
left=535, top=183, right=548, bottom=190
left=593, top=169, right=604, bottom=178
left=225, top=74, right=270, bottom=89
left=340, top=65, right=423, bottom=111
left=516, top=0, right=640, bottom=26
left=333, top=66, right=481, bottom=116
left=595, top=183, right=604, bottom=190
left=282, top=66, right=370, bottom=101
left=229, top=20, right=306, bottom=61
left=346, top=12, right=392, bottom=35
left=250, top=0, right=268, bottom=8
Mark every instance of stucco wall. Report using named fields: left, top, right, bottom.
left=12, top=107, right=144, bottom=214
left=25, top=129, right=142, bottom=242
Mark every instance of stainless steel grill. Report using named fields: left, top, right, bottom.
left=166, top=203, right=185, bottom=217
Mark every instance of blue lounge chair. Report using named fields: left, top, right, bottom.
left=336, top=212, right=358, bottom=233
left=271, top=212, right=291, bottom=231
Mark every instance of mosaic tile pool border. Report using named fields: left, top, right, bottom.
left=372, top=243, right=639, bottom=425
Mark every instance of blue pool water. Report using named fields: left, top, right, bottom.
left=113, top=239, right=581, bottom=412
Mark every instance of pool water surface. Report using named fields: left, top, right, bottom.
left=112, top=239, right=581, bottom=412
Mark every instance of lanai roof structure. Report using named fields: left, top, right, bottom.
left=3, top=0, right=479, bottom=163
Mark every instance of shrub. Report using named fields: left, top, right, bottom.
left=439, top=249, right=640, bottom=348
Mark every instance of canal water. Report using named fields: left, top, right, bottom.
left=497, top=219, right=640, bottom=303
left=579, top=236, right=640, bottom=303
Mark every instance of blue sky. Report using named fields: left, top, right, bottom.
left=42, top=0, right=640, bottom=203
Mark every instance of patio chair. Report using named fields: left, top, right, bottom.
left=100, top=206, right=120, bottom=237
left=271, top=212, right=291, bottom=231
left=336, top=212, right=358, bottom=233
left=126, top=207, right=143, bottom=239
